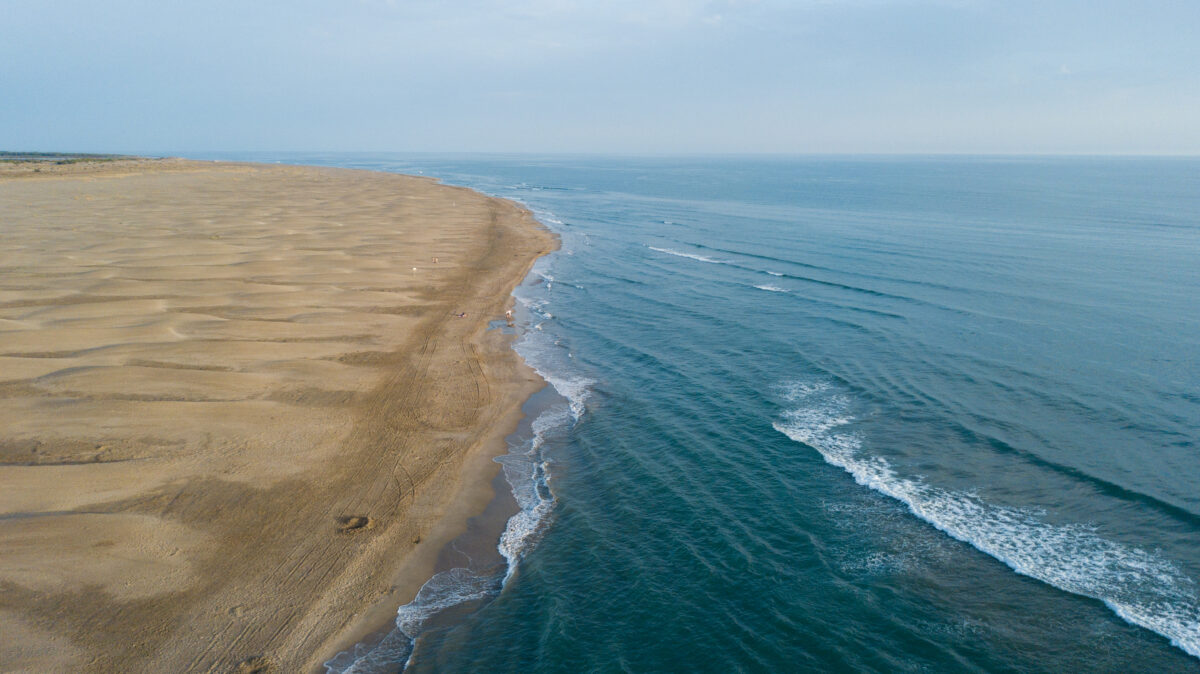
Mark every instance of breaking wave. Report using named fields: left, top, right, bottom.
left=773, top=380, right=1200, bottom=660
left=325, top=215, right=591, bottom=673
left=647, top=246, right=727, bottom=265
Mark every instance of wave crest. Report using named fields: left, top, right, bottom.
left=773, top=380, right=1200, bottom=659
left=648, top=245, right=727, bottom=265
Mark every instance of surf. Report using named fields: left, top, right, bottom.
left=773, top=379, right=1200, bottom=659
left=325, top=213, right=591, bottom=673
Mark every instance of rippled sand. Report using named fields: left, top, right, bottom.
left=0, top=158, right=554, bottom=672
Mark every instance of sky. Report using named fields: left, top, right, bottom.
left=1, top=0, right=1197, bottom=155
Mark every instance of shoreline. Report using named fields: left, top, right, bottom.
left=323, top=381, right=568, bottom=671
left=0, top=158, right=558, bottom=672
left=304, top=254, right=559, bottom=674
left=319, top=260, right=568, bottom=670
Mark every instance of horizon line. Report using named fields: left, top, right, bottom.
left=6, top=149, right=1200, bottom=160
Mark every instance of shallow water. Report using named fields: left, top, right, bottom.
left=190, top=153, right=1200, bottom=672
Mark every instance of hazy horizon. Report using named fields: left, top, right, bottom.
left=3, top=0, right=1198, bottom=155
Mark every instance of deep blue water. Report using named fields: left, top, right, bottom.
left=191, top=153, right=1199, bottom=671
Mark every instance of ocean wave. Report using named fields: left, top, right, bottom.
left=514, top=325, right=593, bottom=420
left=497, top=403, right=572, bottom=579
left=647, top=246, right=727, bottom=265
left=397, top=568, right=501, bottom=639
left=501, top=258, right=594, bottom=573
left=754, top=284, right=788, bottom=293
left=773, top=380, right=1200, bottom=660
left=323, top=626, right=413, bottom=673
left=324, top=395, right=578, bottom=674
left=327, top=249, right=589, bottom=673
left=323, top=567, right=502, bottom=673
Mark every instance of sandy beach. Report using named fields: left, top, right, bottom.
left=0, top=158, right=555, bottom=672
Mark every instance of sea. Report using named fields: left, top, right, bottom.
left=187, top=153, right=1199, bottom=672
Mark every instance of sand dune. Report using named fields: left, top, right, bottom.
left=0, top=158, right=554, bottom=672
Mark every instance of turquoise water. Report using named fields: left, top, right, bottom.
left=195, top=154, right=1200, bottom=671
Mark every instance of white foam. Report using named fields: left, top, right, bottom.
left=396, top=568, right=500, bottom=637
left=514, top=327, right=593, bottom=420
left=503, top=269, right=593, bottom=575
left=773, top=380, right=1200, bottom=660
left=527, top=206, right=564, bottom=229
left=546, top=374, right=591, bottom=419
left=754, top=284, right=788, bottom=293
left=647, top=246, right=727, bottom=265
left=324, top=567, right=501, bottom=673
left=324, top=403, right=576, bottom=674
left=324, top=629, right=412, bottom=674
left=767, top=271, right=784, bottom=276
left=497, top=402, right=572, bottom=579
left=516, top=294, right=554, bottom=322
left=328, top=182, right=586, bottom=674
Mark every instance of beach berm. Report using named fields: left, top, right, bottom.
left=0, top=158, right=554, bottom=672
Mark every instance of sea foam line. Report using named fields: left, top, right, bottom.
left=326, top=214, right=589, bottom=674
left=647, top=245, right=727, bottom=265
left=773, top=380, right=1200, bottom=660
left=324, top=391, right=578, bottom=673
left=496, top=402, right=572, bottom=580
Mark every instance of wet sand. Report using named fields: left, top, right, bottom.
left=0, top=158, right=555, bottom=672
